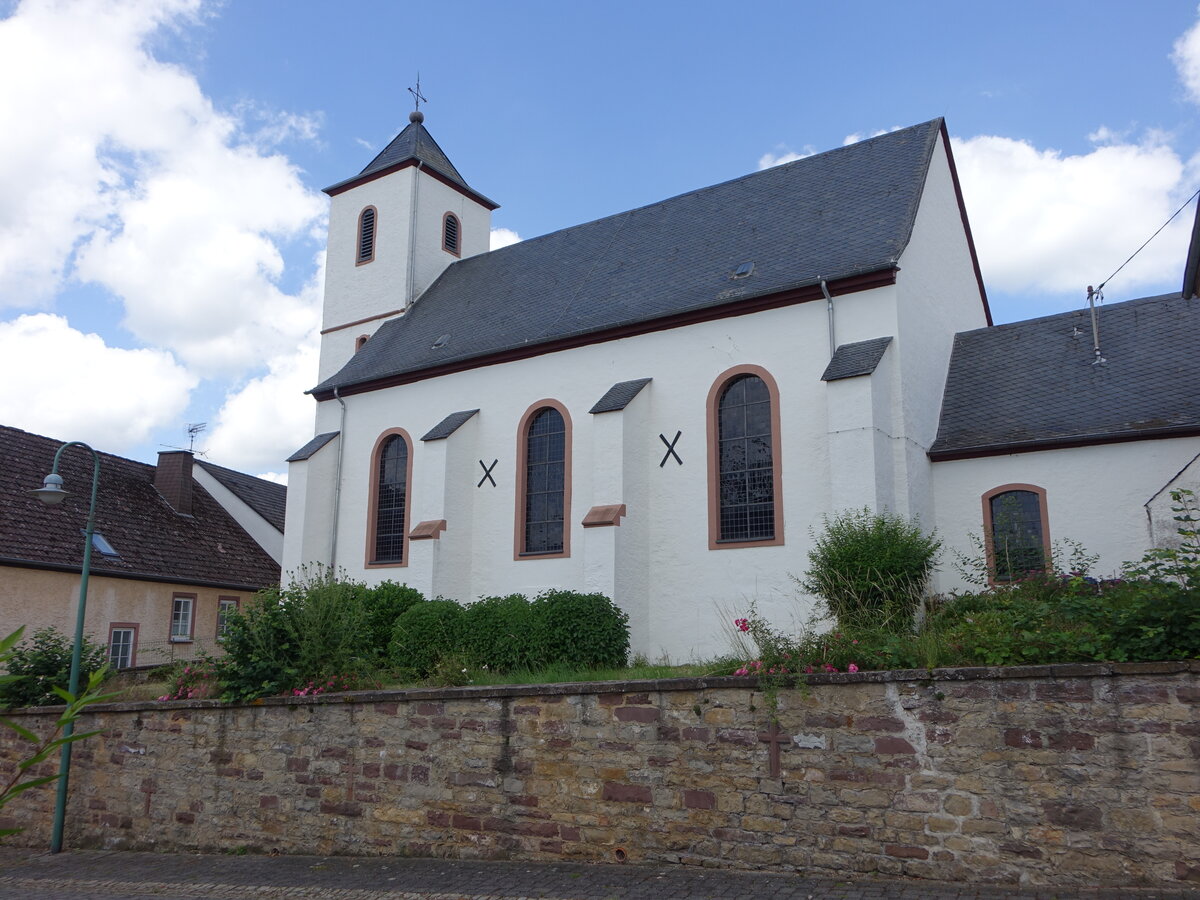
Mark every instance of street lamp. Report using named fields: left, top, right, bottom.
left=31, top=441, right=101, bottom=854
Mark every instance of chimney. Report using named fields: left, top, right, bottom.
left=156, top=451, right=194, bottom=515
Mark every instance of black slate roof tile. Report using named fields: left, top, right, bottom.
left=421, top=410, right=479, bottom=441
left=930, top=293, right=1200, bottom=457
left=1, top=426, right=280, bottom=589
left=287, top=432, right=339, bottom=463
left=821, top=337, right=893, bottom=381
left=590, top=379, right=652, bottom=414
left=195, top=461, right=287, bottom=533
left=314, top=120, right=943, bottom=396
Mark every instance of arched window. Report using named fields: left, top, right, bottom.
left=355, top=334, right=369, bottom=352
left=366, top=429, right=412, bottom=566
left=707, top=366, right=784, bottom=549
left=982, top=484, right=1050, bottom=582
left=442, top=212, right=461, bottom=256
left=515, top=401, right=571, bottom=558
left=357, top=206, right=377, bottom=265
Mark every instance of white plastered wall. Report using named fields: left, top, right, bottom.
left=931, top=437, right=1200, bottom=589
left=304, top=288, right=927, bottom=661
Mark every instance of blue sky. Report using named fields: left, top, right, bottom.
left=1, top=0, right=1198, bottom=476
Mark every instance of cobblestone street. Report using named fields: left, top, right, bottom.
left=0, top=850, right=1198, bottom=900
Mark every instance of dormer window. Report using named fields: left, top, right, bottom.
left=355, top=334, right=370, bottom=352
left=442, top=212, right=461, bottom=257
left=357, top=206, right=377, bottom=265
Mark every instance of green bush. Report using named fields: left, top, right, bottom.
left=0, top=626, right=108, bottom=708
left=528, top=590, right=629, bottom=669
left=462, top=594, right=536, bottom=672
left=390, top=600, right=466, bottom=678
left=801, top=508, right=941, bottom=629
left=218, top=567, right=377, bottom=701
left=361, top=581, right=425, bottom=661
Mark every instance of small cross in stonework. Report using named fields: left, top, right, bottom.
left=758, top=720, right=790, bottom=778
left=408, top=76, right=427, bottom=112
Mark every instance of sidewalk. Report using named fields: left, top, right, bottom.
left=0, top=849, right=1198, bottom=900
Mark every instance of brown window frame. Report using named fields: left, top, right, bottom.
left=513, top=399, right=572, bottom=560
left=706, top=364, right=785, bottom=550
left=442, top=212, right=461, bottom=257
left=365, top=428, right=414, bottom=568
left=982, top=483, right=1051, bottom=584
left=108, top=622, right=138, bottom=669
left=356, top=206, right=378, bottom=266
left=216, top=596, right=240, bottom=641
left=170, top=593, right=197, bottom=642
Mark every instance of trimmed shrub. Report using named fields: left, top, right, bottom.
left=528, top=590, right=629, bottom=669
left=362, top=581, right=425, bottom=660
left=801, top=508, right=941, bottom=629
left=390, top=600, right=466, bottom=678
left=0, top=626, right=108, bottom=708
left=461, top=594, right=536, bottom=672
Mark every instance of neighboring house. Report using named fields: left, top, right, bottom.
left=283, top=112, right=1200, bottom=660
left=0, top=426, right=283, bottom=668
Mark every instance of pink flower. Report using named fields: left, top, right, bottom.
left=734, top=618, right=750, bottom=633
left=848, top=663, right=859, bottom=673
left=734, top=667, right=748, bottom=676
left=804, top=666, right=814, bottom=674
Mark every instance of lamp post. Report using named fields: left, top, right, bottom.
left=31, top=441, right=101, bottom=854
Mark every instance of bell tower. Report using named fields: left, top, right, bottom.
left=317, top=107, right=498, bottom=382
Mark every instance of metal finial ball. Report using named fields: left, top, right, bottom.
left=410, top=110, right=424, bottom=124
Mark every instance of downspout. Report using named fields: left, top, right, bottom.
left=821, top=278, right=836, bottom=357
left=329, top=387, right=348, bottom=570
left=406, top=160, right=424, bottom=309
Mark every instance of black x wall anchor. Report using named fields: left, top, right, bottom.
left=659, top=431, right=682, bottom=467
left=478, top=459, right=498, bottom=487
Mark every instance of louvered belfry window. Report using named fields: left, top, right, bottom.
left=373, top=434, right=408, bottom=563
left=357, top=206, right=377, bottom=264
left=443, top=213, right=460, bottom=255
left=523, top=407, right=565, bottom=554
left=717, top=375, right=775, bottom=542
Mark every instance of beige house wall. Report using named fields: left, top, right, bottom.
left=0, top=566, right=252, bottom=666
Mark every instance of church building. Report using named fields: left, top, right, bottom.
left=283, top=112, right=1200, bottom=660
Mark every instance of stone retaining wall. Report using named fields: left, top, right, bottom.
left=1, top=662, right=1198, bottom=887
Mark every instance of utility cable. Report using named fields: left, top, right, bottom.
left=1095, top=187, right=1200, bottom=293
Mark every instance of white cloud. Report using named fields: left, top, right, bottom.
left=757, top=149, right=813, bottom=170
left=489, top=227, right=522, bottom=250
left=0, top=0, right=325, bottom=375
left=1172, top=13, right=1200, bottom=104
left=843, top=126, right=903, bottom=146
left=0, top=313, right=196, bottom=450
left=953, top=132, right=1195, bottom=297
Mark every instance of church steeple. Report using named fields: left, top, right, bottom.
left=316, top=107, right=498, bottom=383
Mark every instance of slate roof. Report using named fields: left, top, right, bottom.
left=590, top=379, right=652, bottom=414
left=0, top=426, right=280, bottom=589
left=821, top=337, right=893, bottom=382
left=929, top=293, right=1200, bottom=459
left=287, top=432, right=339, bottom=462
left=323, top=118, right=497, bottom=209
left=195, top=460, right=287, bottom=532
left=421, top=410, right=479, bottom=442
left=313, top=119, right=947, bottom=398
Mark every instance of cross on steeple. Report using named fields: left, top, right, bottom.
left=408, top=75, right=427, bottom=113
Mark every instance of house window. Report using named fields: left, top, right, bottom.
left=366, top=429, right=413, bottom=566
left=442, top=212, right=461, bottom=256
left=706, top=365, right=784, bottom=549
left=170, top=594, right=195, bottom=642
left=357, top=206, right=377, bottom=265
left=217, top=597, right=239, bottom=640
left=108, top=624, right=137, bottom=669
left=515, top=401, right=571, bottom=558
left=983, top=484, right=1050, bottom=582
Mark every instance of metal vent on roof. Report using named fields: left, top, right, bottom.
left=731, top=262, right=754, bottom=279
left=431, top=334, right=450, bottom=349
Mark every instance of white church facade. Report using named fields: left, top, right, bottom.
left=283, top=113, right=1200, bottom=660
